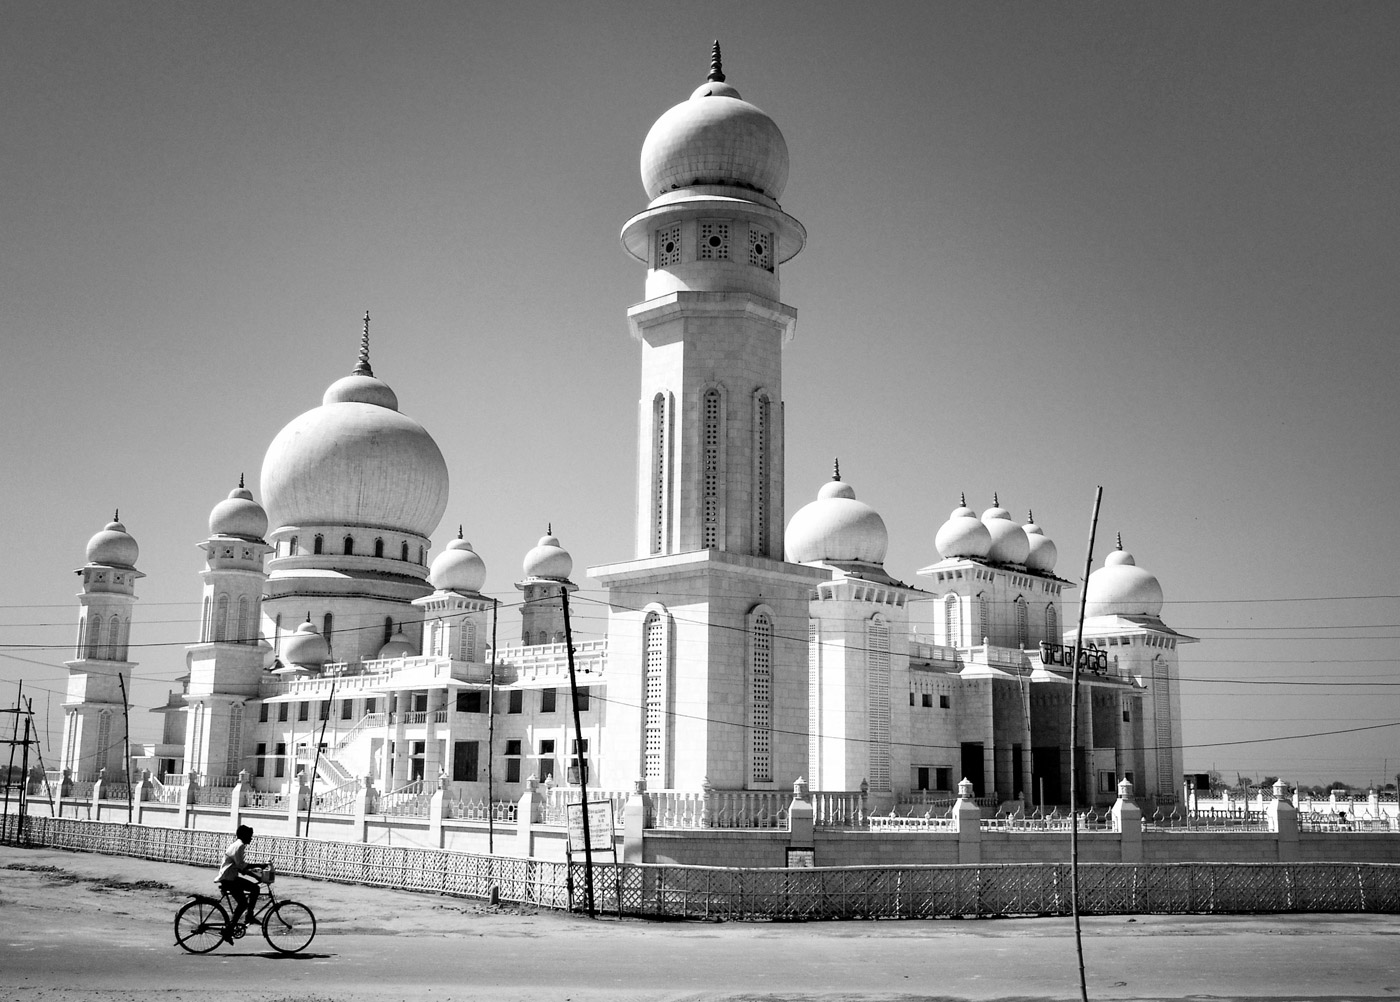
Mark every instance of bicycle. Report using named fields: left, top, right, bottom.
left=174, top=862, right=316, bottom=954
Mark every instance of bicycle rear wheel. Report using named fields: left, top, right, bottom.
left=175, top=897, right=228, bottom=954
left=262, top=900, right=316, bottom=954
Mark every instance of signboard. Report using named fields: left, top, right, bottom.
left=1038, top=642, right=1109, bottom=675
left=565, top=800, right=615, bottom=853
left=786, top=847, right=816, bottom=868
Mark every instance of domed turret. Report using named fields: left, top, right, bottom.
left=377, top=627, right=416, bottom=660
left=209, top=477, right=269, bottom=540
left=1084, top=535, right=1164, bottom=617
left=429, top=527, right=487, bottom=594
left=934, top=493, right=992, bottom=560
left=86, top=512, right=139, bottom=568
left=640, top=42, right=789, bottom=203
left=982, top=494, right=1030, bottom=565
left=785, top=462, right=888, bottom=566
left=260, top=314, right=448, bottom=539
left=523, top=529, right=573, bottom=581
left=280, top=617, right=329, bottom=670
left=1023, top=510, right=1058, bottom=574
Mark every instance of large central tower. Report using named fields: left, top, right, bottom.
left=594, top=46, right=828, bottom=794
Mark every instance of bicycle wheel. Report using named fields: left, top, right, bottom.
left=174, top=897, right=228, bottom=954
left=262, top=900, right=316, bottom=954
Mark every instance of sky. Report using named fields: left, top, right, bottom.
left=3, top=1, right=1397, bottom=789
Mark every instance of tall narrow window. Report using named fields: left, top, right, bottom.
left=374, top=538, right=385, bottom=558
left=76, top=616, right=86, bottom=659
left=384, top=617, right=394, bottom=645
left=642, top=612, right=668, bottom=786
left=748, top=228, right=773, bottom=271
left=400, top=542, right=410, bottom=561
left=702, top=388, right=722, bottom=549
left=86, top=616, right=102, bottom=660
left=225, top=704, right=244, bottom=774
left=273, top=614, right=282, bottom=655
left=289, top=535, right=299, bottom=556
left=236, top=597, right=250, bottom=645
left=313, top=535, right=324, bottom=555
left=944, top=595, right=961, bottom=647
left=807, top=622, right=821, bottom=788
left=651, top=392, right=671, bottom=555
left=750, top=612, right=773, bottom=783
left=343, top=535, right=354, bottom=556
left=1015, top=597, right=1029, bottom=649
left=1153, top=656, right=1173, bottom=794
left=867, top=616, right=891, bottom=791
left=1045, top=604, right=1058, bottom=643
left=977, top=593, right=989, bottom=645
left=214, top=595, right=229, bottom=643
left=108, top=614, right=121, bottom=659
left=458, top=621, right=476, bottom=661
left=322, top=613, right=333, bottom=659
left=753, top=393, right=772, bottom=556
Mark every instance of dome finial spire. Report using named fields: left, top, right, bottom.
left=993, top=491, right=1000, bottom=507
left=707, top=40, right=725, bottom=82
left=959, top=491, right=966, bottom=507
left=1116, top=532, right=1124, bottom=550
left=457, top=524, right=464, bottom=540
left=113, top=508, right=119, bottom=522
left=547, top=521, right=553, bottom=536
left=354, top=311, right=374, bottom=377
left=832, top=457, right=841, bottom=482
left=1027, top=509, right=1034, bottom=523
left=239, top=472, right=245, bottom=489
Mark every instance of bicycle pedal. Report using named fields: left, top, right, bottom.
left=232, top=923, right=247, bottom=939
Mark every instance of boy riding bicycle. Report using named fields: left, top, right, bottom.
left=216, top=824, right=265, bottom=940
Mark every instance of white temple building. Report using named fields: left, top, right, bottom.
left=62, top=45, right=1195, bottom=814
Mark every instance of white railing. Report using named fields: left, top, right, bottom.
left=812, top=790, right=868, bottom=828
left=489, top=639, right=607, bottom=684
left=645, top=790, right=708, bottom=828
left=245, top=789, right=285, bottom=810
left=334, top=712, right=386, bottom=753
left=444, top=796, right=519, bottom=823
left=1146, top=807, right=1269, bottom=832
left=540, top=785, right=628, bottom=826
left=869, top=812, right=957, bottom=832
left=310, top=778, right=360, bottom=815
left=378, top=779, right=431, bottom=817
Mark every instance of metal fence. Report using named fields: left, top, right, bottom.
left=6, top=814, right=1400, bottom=919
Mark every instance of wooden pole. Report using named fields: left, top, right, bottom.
left=560, top=589, right=595, bottom=918
left=4, top=681, right=22, bottom=828
left=117, top=673, right=133, bottom=823
left=487, top=598, right=498, bottom=854
left=26, top=699, right=57, bottom=817
left=1069, top=485, right=1103, bottom=1002
left=305, top=673, right=339, bottom=836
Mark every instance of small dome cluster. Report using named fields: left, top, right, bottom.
left=377, top=627, right=416, bottom=660
left=280, top=618, right=329, bottom=670
left=1084, top=537, right=1164, bottom=617
left=786, top=464, right=888, bottom=567
left=428, top=528, right=487, bottom=594
left=934, top=495, right=1058, bottom=573
left=640, top=43, right=789, bottom=203
left=208, top=478, right=268, bottom=540
left=523, top=530, right=573, bottom=581
left=86, top=513, right=139, bottom=568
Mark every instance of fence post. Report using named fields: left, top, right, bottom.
left=1112, top=777, right=1143, bottom=863
left=623, top=778, right=647, bottom=864
left=788, top=777, right=814, bottom=855
left=230, top=770, right=249, bottom=828
left=516, top=776, right=542, bottom=858
left=429, top=774, right=446, bottom=849
left=354, top=775, right=376, bottom=844
left=92, top=768, right=106, bottom=820
left=133, top=769, right=153, bottom=825
left=289, top=770, right=309, bottom=834
left=701, top=775, right=714, bottom=828
left=953, top=777, right=982, bottom=864
left=179, top=771, right=199, bottom=829
left=1268, top=779, right=1299, bottom=861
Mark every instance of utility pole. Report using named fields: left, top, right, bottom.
left=4, top=680, right=24, bottom=829
left=560, top=589, right=595, bottom=918
left=117, top=673, right=133, bottom=823
left=1068, top=485, right=1103, bottom=1002
left=487, top=597, right=498, bottom=854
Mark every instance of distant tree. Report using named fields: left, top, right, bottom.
left=1328, top=781, right=1352, bottom=794
left=1260, top=776, right=1279, bottom=789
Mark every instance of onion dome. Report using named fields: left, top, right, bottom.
left=378, top=627, right=416, bottom=660
left=1023, top=510, right=1058, bottom=574
left=1084, top=535, right=1164, bottom=617
left=934, top=493, right=992, bottom=560
left=260, top=314, right=448, bottom=538
left=982, top=494, right=1030, bottom=565
left=281, top=618, right=329, bottom=669
left=258, top=637, right=277, bottom=670
left=86, top=511, right=139, bottom=568
left=208, top=476, right=268, bottom=540
left=785, top=461, right=888, bottom=565
left=429, top=527, right=487, bottom=594
left=640, top=42, right=789, bottom=202
left=523, top=527, right=573, bottom=581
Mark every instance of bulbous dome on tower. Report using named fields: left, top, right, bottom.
left=281, top=618, right=329, bottom=669
left=86, top=514, right=139, bottom=568
left=209, top=478, right=268, bottom=540
left=786, top=464, right=888, bottom=566
left=982, top=496, right=1030, bottom=565
left=1023, top=511, right=1058, bottom=574
left=260, top=316, right=449, bottom=539
left=640, top=42, right=789, bottom=202
left=523, top=530, right=573, bottom=581
left=429, top=529, right=487, bottom=594
left=378, top=628, right=416, bottom=660
left=934, top=495, right=992, bottom=560
left=1084, top=537, right=1164, bottom=617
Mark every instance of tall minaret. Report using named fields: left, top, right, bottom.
left=594, top=46, right=830, bottom=795
left=183, top=479, right=273, bottom=780
left=61, top=514, right=143, bottom=781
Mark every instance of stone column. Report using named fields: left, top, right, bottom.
left=516, top=776, right=543, bottom=858
left=1267, top=779, right=1299, bottom=861
left=353, top=775, right=376, bottom=843
left=132, top=769, right=153, bottom=825
left=953, top=777, right=982, bottom=865
left=1111, top=777, right=1143, bottom=863
left=230, top=770, right=249, bottom=828
left=622, top=778, right=648, bottom=864
left=788, top=776, right=814, bottom=849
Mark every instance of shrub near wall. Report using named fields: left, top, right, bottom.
left=7, top=815, right=1400, bottom=920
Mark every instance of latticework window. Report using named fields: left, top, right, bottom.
left=643, top=613, right=667, bottom=786
left=1015, top=598, right=1029, bottom=649
left=1045, top=604, right=1058, bottom=643
left=702, top=389, right=721, bottom=548
left=977, top=593, right=989, bottom=645
left=1153, top=657, right=1173, bottom=793
left=225, top=704, right=243, bottom=774
left=867, top=617, right=891, bottom=791
left=748, top=228, right=772, bottom=271
left=754, top=394, right=771, bottom=556
left=214, top=595, right=229, bottom=643
left=807, top=622, right=821, bottom=787
left=751, top=613, right=773, bottom=783
left=699, top=220, right=730, bottom=260
left=944, top=595, right=960, bottom=647
left=656, top=224, right=682, bottom=267
left=651, top=393, right=670, bottom=554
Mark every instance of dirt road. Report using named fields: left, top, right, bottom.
left=2, top=843, right=1398, bottom=1001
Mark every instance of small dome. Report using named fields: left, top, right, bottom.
left=1084, top=538, right=1164, bottom=617
left=1023, top=511, right=1058, bottom=574
left=282, top=619, right=329, bottom=668
left=785, top=467, right=888, bottom=566
left=983, top=499, right=1029, bottom=565
left=640, top=45, right=789, bottom=202
left=86, top=515, right=139, bottom=568
left=429, top=530, right=487, bottom=594
left=208, top=480, right=268, bottom=540
left=378, top=629, right=416, bottom=660
left=258, top=637, right=276, bottom=670
left=523, top=531, right=573, bottom=581
left=322, top=373, right=399, bottom=410
left=934, top=495, right=991, bottom=560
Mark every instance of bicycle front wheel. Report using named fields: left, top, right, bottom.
left=175, top=897, right=228, bottom=954
left=262, top=900, right=316, bottom=954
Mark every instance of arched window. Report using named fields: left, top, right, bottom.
left=753, top=392, right=772, bottom=556
left=459, top=621, right=477, bottom=662
left=750, top=611, right=774, bottom=783
left=1015, top=597, right=1029, bottom=649
left=537, top=631, right=548, bottom=646
left=650, top=392, right=671, bottom=554
left=430, top=620, right=444, bottom=656
left=289, top=535, right=299, bottom=556
left=343, top=535, right=354, bottom=556
left=237, top=597, right=250, bottom=645
left=978, top=593, right=990, bottom=645
left=374, top=538, right=384, bottom=558
left=214, top=594, right=229, bottom=643
left=702, top=388, right=722, bottom=549
left=1045, top=604, right=1058, bottom=643
left=313, top=535, right=324, bottom=555
left=322, top=613, right=333, bottom=657
left=866, top=614, right=891, bottom=791
left=76, top=616, right=86, bottom=659
left=418, top=546, right=425, bottom=564
left=400, top=541, right=409, bottom=561
left=200, top=597, right=211, bottom=643
left=383, top=617, right=394, bottom=644
left=87, top=616, right=103, bottom=660
left=944, top=595, right=961, bottom=647
left=273, top=614, right=282, bottom=654
left=642, top=611, right=670, bottom=787
left=108, top=614, right=121, bottom=659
